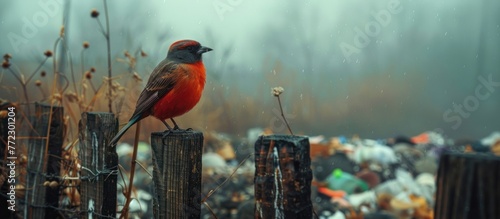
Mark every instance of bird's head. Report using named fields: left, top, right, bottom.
left=167, top=40, right=212, bottom=63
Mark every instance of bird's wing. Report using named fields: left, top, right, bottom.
left=128, top=59, right=181, bottom=120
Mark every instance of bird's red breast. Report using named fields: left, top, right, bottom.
left=151, top=61, right=206, bottom=120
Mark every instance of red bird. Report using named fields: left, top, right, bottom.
left=109, top=40, right=212, bottom=145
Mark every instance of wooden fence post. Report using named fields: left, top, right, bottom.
left=150, top=131, right=203, bottom=219
left=435, top=153, right=500, bottom=219
left=78, top=112, right=118, bottom=218
left=0, top=102, right=16, bottom=218
left=25, top=103, right=63, bottom=219
left=254, top=134, right=313, bottom=219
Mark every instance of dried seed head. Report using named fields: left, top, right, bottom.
left=20, top=154, right=27, bottom=165
left=65, top=92, right=78, bottom=103
left=272, top=86, right=284, bottom=96
left=64, top=115, right=70, bottom=126
left=43, top=181, right=50, bottom=187
left=0, top=110, right=7, bottom=119
left=83, top=41, right=90, bottom=49
left=2, top=60, right=10, bottom=69
left=52, top=93, right=62, bottom=102
left=15, top=184, right=24, bottom=191
left=49, top=181, right=59, bottom=189
left=133, top=72, right=142, bottom=81
left=3, top=53, right=12, bottom=61
left=44, top=50, right=53, bottom=57
left=140, top=50, right=148, bottom=57
left=91, top=9, right=99, bottom=18
left=35, top=80, right=42, bottom=87
left=40, top=71, right=46, bottom=77
left=84, top=71, right=92, bottom=79
left=124, top=51, right=131, bottom=58
left=60, top=25, right=65, bottom=37
left=112, top=81, right=120, bottom=89
left=90, top=67, right=96, bottom=73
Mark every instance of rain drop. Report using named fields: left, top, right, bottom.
left=444, top=32, right=448, bottom=36
left=300, top=94, right=303, bottom=100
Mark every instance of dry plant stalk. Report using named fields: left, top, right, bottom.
left=272, top=86, right=294, bottom=135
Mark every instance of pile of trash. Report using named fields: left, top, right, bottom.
left=114, top=130, right=500, bottom=218
left=310, top=131, right=500, bottom=219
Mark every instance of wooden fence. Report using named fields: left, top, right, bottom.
left=2, top=103, right=500, bottom=219
left=0, top=103, right=314, bottom=218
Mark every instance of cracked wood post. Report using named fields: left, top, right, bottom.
left=435, top=153, right=500, bottom=219
left=150, top=131, right=203, bottom=219
left=79, top=112, right=118, bottom=218
left=25, top=103, right=63, bottom=219
left=254, top=134, right=313, bottom=219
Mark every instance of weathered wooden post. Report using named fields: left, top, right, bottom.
left=254, top=134, right=313, bottom=219
left=78, top=112, right=118, bottom=218
left=435, top=153, right=500, bottom=219
left=150, top=131, right=203, bottom=219
left=0, top=102, right=16, bottom=218
left=25, top=103, right=64, bottom=219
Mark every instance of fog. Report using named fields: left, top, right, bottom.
left=1, top=0, right=499, bottom=139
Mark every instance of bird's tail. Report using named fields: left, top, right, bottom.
left=109, top=115, right=141, bottom=146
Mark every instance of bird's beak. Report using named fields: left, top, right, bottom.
left=197, top=46, right=213, bottom=55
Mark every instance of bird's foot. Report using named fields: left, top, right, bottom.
left=161, top=127, right=193, bottom=138
left=162, top=129, right=173, bottom=138
left=172, top=127, right=193, bottom=132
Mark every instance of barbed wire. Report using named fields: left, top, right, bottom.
left=80, top=165, right=119, bottom=182
left=24, top=165, right=118, bottom=182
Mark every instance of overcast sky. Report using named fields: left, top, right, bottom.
left=1, top=0, right=499, bottom=139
